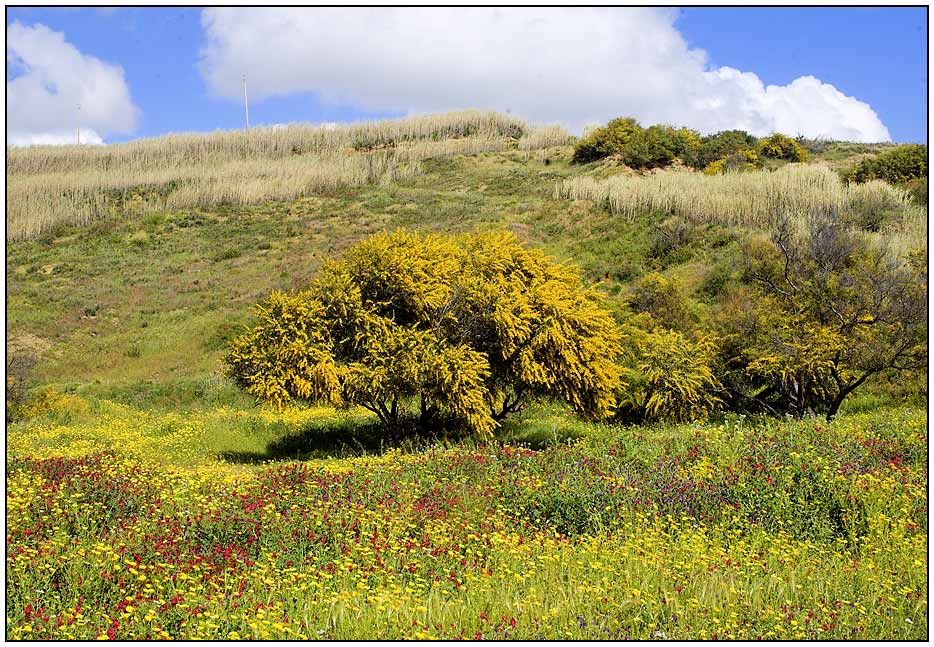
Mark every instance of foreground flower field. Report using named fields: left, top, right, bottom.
left=5, top=394, right=928, bottom=640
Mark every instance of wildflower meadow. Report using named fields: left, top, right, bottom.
left=6, top=393, right=927, bottom=640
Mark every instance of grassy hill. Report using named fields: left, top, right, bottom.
left=6, top=114, right=921, bottom=408
left=6, top=112, right=927, bottom=640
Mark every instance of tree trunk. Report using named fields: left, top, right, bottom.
left=825, top=392, right=846, bottom=422
left=492, top=388, right=527, bottom=421
left=825, top=369, right=877, bottom=422
left=418, top=394, right=438, bottom=428
left=374, top=399, right=398, bottom=428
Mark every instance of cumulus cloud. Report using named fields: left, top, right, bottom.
left=199, top=7, right=891, bottom=142
left=7, top=128, right=105, bottom=147
left=7, top=21, right=139, bottom=146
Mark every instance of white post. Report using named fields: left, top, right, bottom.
left=76, top=103, right=81, bottom=145
left=243, top=74, right=250, bottom=130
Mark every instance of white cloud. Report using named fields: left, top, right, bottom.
left=7, top=21, right=139, bottom=147
left=199, top=7, right=891, bottom=142
left=7, top=128, right=105, bottom=147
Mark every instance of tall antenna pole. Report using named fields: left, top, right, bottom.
left=242, top=73, right=250, bottom=130
left=76, top=103, right=81, bottom=145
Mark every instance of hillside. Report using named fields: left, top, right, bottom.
left=5, top=112, right=928, bottom=640
left=5, top=113, right=923, bottom=408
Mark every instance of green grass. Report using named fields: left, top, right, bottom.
left=813, top=141, right=900, bottom=172
left=6, top=141, right=928, bottom=640
left=5, top=147, right=769, bottom=401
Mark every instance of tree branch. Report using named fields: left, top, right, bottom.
left=492, top=386, right=528, bottom=421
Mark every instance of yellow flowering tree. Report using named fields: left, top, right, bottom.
left=619, top=328, right=723, bottom=423
left=226, top=230, right=624, bottom=435
left=744, top=319, right=846, bottom=416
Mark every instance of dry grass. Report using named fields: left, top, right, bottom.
left=518, top=125, right=573, bottom=151
left=7, top=111, right=527, bottom=240
left=878, top=206, right=929, bottom=259
left=8, top=152, right=420, bottom=241
left=555, top=163, right=919, bottom=228
left=7, top=111, right=526, bottom=175
left=395, top=137, right=511, bottom=161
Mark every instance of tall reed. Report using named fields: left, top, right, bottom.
left=555, top=164, right=916, bottom=230
left=7, top=110, right=527, bottom=175
left=7, top=111, right=527, bottom=240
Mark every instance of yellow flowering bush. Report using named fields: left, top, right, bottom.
left=226, top=230, right=624, bottom=435
left=759, top=133, right=809, bottom=162
left=617, top=329, right=722, bottom=423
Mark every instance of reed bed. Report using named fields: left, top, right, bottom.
left=7, top=111, right=526, bottom=240
left=877, top=206, right=929, bottom=259
left=395, top=136, right=510, bottom=161
left=555, top=164, right=916, bottom=230
left=8, top=152, right=419, bottom=241
left=518, top=125, right=574, bottom=162
left=7, top=110, right=527, bottom=175
left=518, top=125, right=573, bottom=152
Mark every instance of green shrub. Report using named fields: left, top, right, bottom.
left=212, top=247, right=241, bottom=262
left=621, top=125, right=701, bottom=170
left=571, top=118, right=700, bottom=169
left=604, top=258, right=642, bottom=283
left=691, top=129, right=759, bottom=169
left=759, top=133, right=809, bottom=162
left=627, top=272, right=691, bottom=331
left=647, top=217, right=694, bottom=266
left=698, top=263, right=733, bottom=300
left=618, top=127, right=675, bottom=169
left=843, top=179, right=910, bottom=231
left=671, top=127, right=703, bottom=166
left=848, top=144, right=928, bottom=184
left=572, top=117, right=641, bottom=164
left=904, top=176, right=927, bottom=207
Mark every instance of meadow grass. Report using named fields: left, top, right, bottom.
left=7, top=110, right=527, bottom=175
left=6, top=391, right=927, bottom=640
left=6, top=111, right=527, bottom=241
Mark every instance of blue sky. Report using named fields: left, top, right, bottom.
left=6, top=7, right=927, bottom=145
left=677, top=7, right=927, bottom=143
